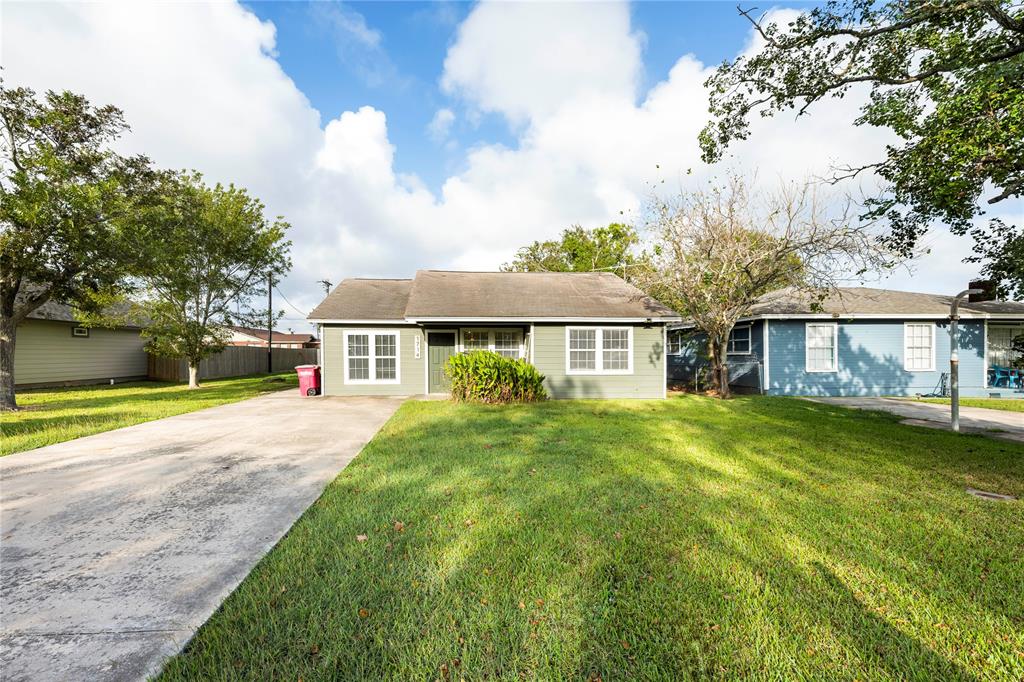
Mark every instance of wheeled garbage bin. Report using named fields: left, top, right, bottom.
left=295, top=365, right=321, bottom=396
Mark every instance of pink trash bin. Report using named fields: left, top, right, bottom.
left=295, top=365, right=321, bottom=396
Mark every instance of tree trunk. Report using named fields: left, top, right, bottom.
left=718, top=338, right=731, bottom=399
left=709, top=336, right=730, bottom=399
left=0, top=315, right=17, bottom=411
left=187, top=363, right=200, bottom=389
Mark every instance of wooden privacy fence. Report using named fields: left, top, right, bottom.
left=147, top=346, right=318, bottom=382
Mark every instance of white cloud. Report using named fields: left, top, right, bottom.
left=441, top=1, right=642, bottom=126
left=427, top=108, right=455, bottom=142
left=2, top=0, right=1008, bottom=335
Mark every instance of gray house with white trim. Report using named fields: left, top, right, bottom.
left=307, top=270, right=680, bottom=399
left=668, top=287, right=1024, bottom=398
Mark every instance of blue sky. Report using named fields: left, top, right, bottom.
left=243, top=1, right=806, bottom=193
left=6, top=1, right=989, bottom=330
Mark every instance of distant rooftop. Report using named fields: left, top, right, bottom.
left=746, top=287, right=1024, bottom=318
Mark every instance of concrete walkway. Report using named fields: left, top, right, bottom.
left=803, top=397, right=1024, bottom=443
left=0, top=390, right=404, bottom=682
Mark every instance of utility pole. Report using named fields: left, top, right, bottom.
left=949, top=288, right=982, bottom=433
left=267, top=273, right=274, bottom=374
left=318, top=279, right=332, bottom=296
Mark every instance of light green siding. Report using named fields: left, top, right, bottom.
left=322, top=325, right=425, bottom=396
left=15, top=319, right=147, bottom=386
left=532, top=323, right=666, bottom=399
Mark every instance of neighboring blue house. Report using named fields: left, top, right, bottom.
left=668, top=287, right=1024, bottom=398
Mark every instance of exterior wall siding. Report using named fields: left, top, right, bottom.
left=15, top=319, right=148, bottom=386
left=321, top=324, right=425, bottom=396
left=668, top=321, right=765, bottom=392
left=766, top=319, right=987, bottom=397
left=532, top=323, right=666, bottom=399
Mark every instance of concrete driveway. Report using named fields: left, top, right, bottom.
left=803, top=397, right=1024, bottom=443
left=0, top=390, right=404, bottom=682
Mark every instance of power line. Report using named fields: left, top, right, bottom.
left=274, top=285, right=308, bottom=318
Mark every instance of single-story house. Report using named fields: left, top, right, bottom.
left=227, top=326, right=319, bottom=349
left=668, top=287, right=1024, bottom=398
left=307, top=270, right=680, bottom=399
left=15, top=299, right=148, bottom=388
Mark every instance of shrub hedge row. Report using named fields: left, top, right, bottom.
left=446, top=350, right=547, bottom=403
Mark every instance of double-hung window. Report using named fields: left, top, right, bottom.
left=460, top=329, right=523, bottom=358
left=903, top=323, right=935, bottom=371
left=667, top=331, right=682, bottom=355
left=344, top=330, right=400, bottom=384
left=805, top=323, right=837, bottom=372
left=566, top=327, right=633, bottom=375
left=728, top=325, right=751, bottom=355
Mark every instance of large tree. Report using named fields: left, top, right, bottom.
left=501, top=223, right=647, bottom=282
left=129, top=172, right=291, bottom=389
left=700, top=1, right=1023, bottom=279
left=0, top=84, right=155, bottom=410
left=640, top=176, right=894, bottom=398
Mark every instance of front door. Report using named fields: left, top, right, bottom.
left=428, top=332, right=457, bottom=393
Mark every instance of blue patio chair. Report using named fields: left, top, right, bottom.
left=990, top=365, right=1014, bottom=388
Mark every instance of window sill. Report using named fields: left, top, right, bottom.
left=566, top=370, right=634, bottom=376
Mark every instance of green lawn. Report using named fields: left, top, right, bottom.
left=160, top=396, right=1024, bottom=681
left=0, top=373, right=297, bottom=456
left=904, top=397, right=1024, bottom=414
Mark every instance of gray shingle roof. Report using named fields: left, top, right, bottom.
left=307, top=270, right=679, bottom=321
left=307, top=278, right=413, bottom=321
left=20, top=291, right=144, bottom=328
left=747, top=287, right=1024, bottom=318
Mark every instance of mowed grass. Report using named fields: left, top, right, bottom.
left=0, top=373, right=297, bottom=456
left=160, top=396, right=1024, bottom=681
left=906, top=397, right=1024, bottom=414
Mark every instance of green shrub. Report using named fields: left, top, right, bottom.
left=446, top=351, right=548, bottom=403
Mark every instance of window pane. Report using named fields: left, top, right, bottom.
left=375, top=334, right=396, bottom=358
left=603, top=349, right=629, bottom=370
left=494, top=331, right=519, bottom=358
left=348, top=334, right=369, bottom=357
left=375, top=357, right=396, bottom=380
left=905, top=324, right=932, bottom=370
left=463, top=330, right=488, bottom=350
left=729, top=327, right=751, bottom=353
left=807, top=325, right=835, bottom=370
left=602, top=328, right=628, bottom=349
left=349, top=357, right=369, bottom=380
left=569, top=329, right=596, bottom=350
left=668, top=332, right=681, bottom=355
left=570, top=350, right=596, bottom=370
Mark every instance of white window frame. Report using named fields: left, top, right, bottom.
left=343, top=329, right=401, bottom=385
left=565, top=326, right=634, bottom=375
left=903, top=322, right=936, bottom=372
left=727, top=325, right=752, bottom=355
left=459, top=328, right=524, bottom=359
left=805, top=322, right=838, bottom=373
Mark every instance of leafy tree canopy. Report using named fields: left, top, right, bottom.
left=501, top=223, right=646, bottom=281
left=0, top=82, right=157, bottom=409
left=700, top=0, right=1023, bottom=266
left=122, top=172, right=291, bottom=388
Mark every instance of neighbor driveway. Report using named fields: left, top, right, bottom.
left=803, top=397, right=1024, bottom=443
left=0, top=390, right=404, bottom=682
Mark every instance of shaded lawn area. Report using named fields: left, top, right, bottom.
left=161, top=396, right=1024, bottom=681
left=905, top=397, right=1024, bottom=414
left=0, top=373, right=297, bottom=456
